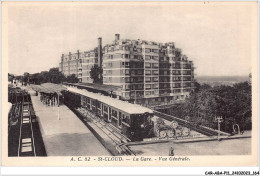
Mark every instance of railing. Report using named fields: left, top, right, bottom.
left=153, top=110, right=225, bottom=137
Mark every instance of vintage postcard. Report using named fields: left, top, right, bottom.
left=1, top=1, right=258, bottom=168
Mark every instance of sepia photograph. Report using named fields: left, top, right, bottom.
left=1, top=1, right=258, bottom=169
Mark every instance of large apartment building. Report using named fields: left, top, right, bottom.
left=59, top=34, right=195, bottom=106
left=59, top=38, right=103, bottom=83
left=59, top=51, right=81, bottom=77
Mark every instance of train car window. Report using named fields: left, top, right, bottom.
left=101, top=104, right=104, bottom=115
left=103, top=105, right=108, bottom=112
left=97, top=101, right=101, bottom=109
left=123, top=115, right=130, bottom=124
left=104, top=113, right=108, bottom=120
left=118, top=112, right=122, bottom=127
left=108, top=107, right=112, bottom=122
left=112, top=109, right=118, bottom=118
left=122, top=114, right=125, bottom=122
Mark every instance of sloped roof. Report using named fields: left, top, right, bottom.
left=67, top=86, right=153, bottom=114
left=30, top=83, right=66, bottom=95
left=63, top=82, right=121, bottom=94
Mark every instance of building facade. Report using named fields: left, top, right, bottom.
left=59, top=34, right=195, bottom=106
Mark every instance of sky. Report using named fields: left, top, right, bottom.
left=6, top=2, right=257, bottom=76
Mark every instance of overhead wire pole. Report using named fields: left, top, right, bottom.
left=58, top=92, right=60, bottom=120
left=56, top=91, right=60, bottom=120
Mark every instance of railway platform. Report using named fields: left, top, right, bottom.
left=129, top=131, right=251, bottom=156
left=30, top=95, right=111, bottom=156
left=67, top=105, right=134, bottom=156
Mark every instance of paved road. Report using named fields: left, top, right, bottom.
left=31, top=95, right=111, bottom=156
left=129, top=136, right=251, bottom=156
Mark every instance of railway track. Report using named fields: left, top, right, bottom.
left=18, top=93, right=36, bottom=157
left=8, top=87, right=47, bottom=157
left=76, top=107, right=135, bottom=156
left=153, top=110, right=228, bottom=137
left=65, top=102, right=134, bottom=156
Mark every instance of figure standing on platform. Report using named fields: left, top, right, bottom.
left=169, top=147, right=174, bottom=156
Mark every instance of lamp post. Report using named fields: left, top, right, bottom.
left=56, top=92, right=60, bottom=120
left=134, top=89, right=137, bottom=104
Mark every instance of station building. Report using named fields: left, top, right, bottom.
left=59, top=34, right=195, bottom=106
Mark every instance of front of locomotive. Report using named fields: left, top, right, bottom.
left=128, top=112, right=155, bottom=141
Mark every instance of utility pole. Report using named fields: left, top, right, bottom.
left=215, top=116, right=223, bottom=141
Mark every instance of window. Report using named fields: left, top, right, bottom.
left=145, top=77, right=151, bottom=82
left=145, top=91, right=151, bottom=95
left=145, top=63, right=151, bottom=68
left=146, top=84, right=151, bottom=90
left=118, top=112, right=122, bottom=127
left=125, top=77, right=130, bottom=83
left=145, top=48, right=151, bottom=53
left=153, top=49, right=159, bottom=53
left=153, top=70, right=159, bottom=75
left=114, top=54, right=122, bottom=59
left=122, top=62, right=125, bottom=66
left=122, top=115, right=130, bottom=124
left=125, top=84, right=130, bottom=90
left=125, top=92, right=130, bottom=97
left=152, top=63, right=159, bottom=68
left=145, top=70, right=151, bottom=75
left=153, top=77, right=159, bottom=81
left=112, top=109, right=118, bottom=118
left=152, top=56, right=159, bottom=60
left=145, top=56, right=151, bottom=60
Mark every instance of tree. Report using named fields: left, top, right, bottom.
left=48, top=67, right=66, bottom=84
left=8, top=73, right=15, bottom=83
left=90, top=64, right=103, bottom=84
left=30, top=73, right=41, bottom=84
left=15, top=75, right=23, bottom=82
left=23, top=72, right=30, bottom=85
left=193, top=81, right=201, bottom=93
left=66, top=74, right=79, bottom=83
left=169, top=81, right=252, bottom=133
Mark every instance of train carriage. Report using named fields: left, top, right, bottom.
left=63, top=86, right=155, bottom=141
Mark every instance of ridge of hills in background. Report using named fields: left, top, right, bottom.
left=196, top=76, right=249, bottom=87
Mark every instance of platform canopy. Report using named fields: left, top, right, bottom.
left=63, top=82, right=121, bottom=95
left=30, top=83, right=67, bottom=95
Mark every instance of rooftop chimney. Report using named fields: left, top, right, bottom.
left=97, top=37, right=102, bottom=67
left=69, top=52, right=71, bottom=60
left=77, top=50, right=80, bottom=59
left=115, top=34, right=120, bottom=41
